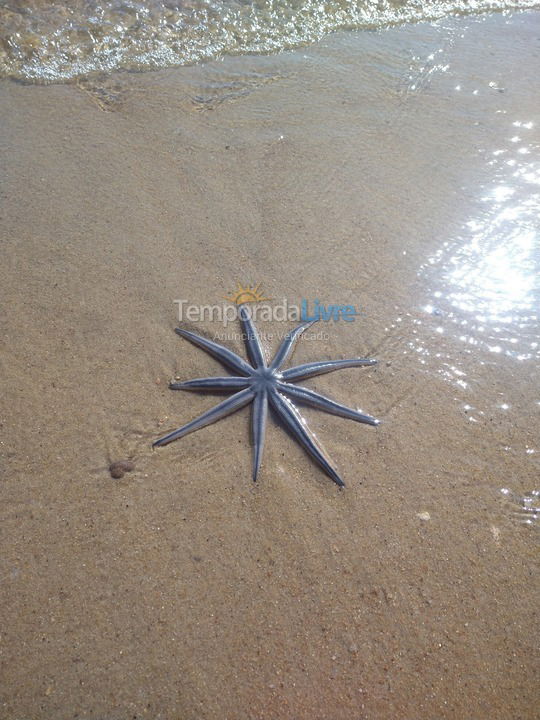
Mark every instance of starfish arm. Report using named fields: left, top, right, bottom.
left=175, top=328, right=254, bottom=376
left=238, top=304, right=266, bottom=368
left=153, top=387, right=254, bottom=447
left=282, top=358, right=376, bottom=382
left=171, top=377, right=251, bottom=391
left=268, top=388, right=344, bottom=487
left=251, top=388, right=268, bottom=482
left=277, top=381, right=379, bottom=426
left=269, top=320, right=317, bottom=370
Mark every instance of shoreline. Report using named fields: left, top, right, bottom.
left=3, top=3, right=540, bottom=83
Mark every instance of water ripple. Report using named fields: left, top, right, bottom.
left=1, top=0, right=540, bottom=83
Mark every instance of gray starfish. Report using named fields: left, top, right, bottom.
left=154, top=305, right=378, bottom=487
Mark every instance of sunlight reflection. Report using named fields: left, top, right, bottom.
left=419, top=120, right=539, bottom=361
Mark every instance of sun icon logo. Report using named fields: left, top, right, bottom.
left=224, top=282, right=272, bottom=305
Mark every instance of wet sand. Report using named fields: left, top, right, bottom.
left=1, top=11, right=539, bottom=720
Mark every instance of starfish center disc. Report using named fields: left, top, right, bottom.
left=250, top=366, right=278, bottom=388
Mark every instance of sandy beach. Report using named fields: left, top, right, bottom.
left=1, top=9, right=539, bottom=719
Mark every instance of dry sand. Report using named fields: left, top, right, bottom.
left=1, top=10, right=539, bottom=720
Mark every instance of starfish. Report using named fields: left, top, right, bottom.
left=154, top=305, right=379, bottom=487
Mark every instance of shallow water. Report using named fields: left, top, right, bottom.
left=2, top=0, right=540, bottom=82
left=418, top=119, right=539, bottom=363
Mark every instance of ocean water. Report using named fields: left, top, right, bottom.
left=1, top=0, right=539, bottom=83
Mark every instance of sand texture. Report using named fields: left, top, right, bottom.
left=1, top=11, right=539, bottom=720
